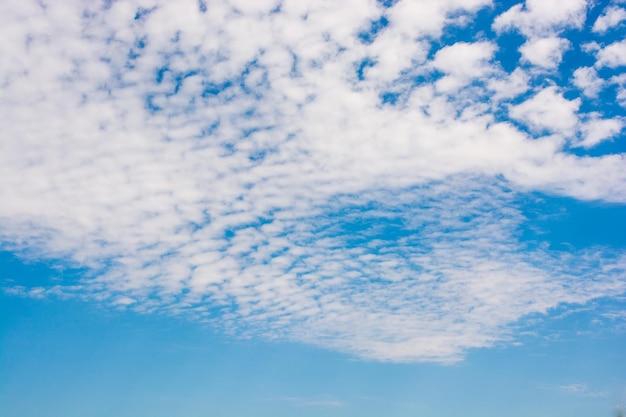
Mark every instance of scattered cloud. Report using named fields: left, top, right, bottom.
left=508, top=86, right=580, bottom=135
left=493, top=0, right=588, bottom=37
left=613, top=74, right=626, bottom=108
left=596, top=39, right=626, bottom=68
left=537, top=382, right=610, bottom=398
left=592, top=5, right=626, bottom=34
left=519, top=37, right=570, bottom=69
left=431, top=41, right=496, bottom=91
left=577, top=115, right=624, bottom=148
left=572, top=66, right=604, bottom=98
left=1, top=0, right=625, bottom=363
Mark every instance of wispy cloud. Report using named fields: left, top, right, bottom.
left=274, top=396, right=343, bottom=408
left=542, top=383, right=610, bottom=398
left=1, top=0, right=625, bottom=363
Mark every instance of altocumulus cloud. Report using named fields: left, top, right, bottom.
left=1, top=0, right=625, bottom=363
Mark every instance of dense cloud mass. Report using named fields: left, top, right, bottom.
left=1, top=0, right=625, bottom=362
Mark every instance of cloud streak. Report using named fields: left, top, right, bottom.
left=1, top=0, right=625, bottom=362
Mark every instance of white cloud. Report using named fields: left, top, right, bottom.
left=509, top=86, right=580, bottom=135
left=592, top=5, right=626, bottom=33
left=362, top=0, right=493, bottom=84
left=613, top=74, right=626, bottom=107
left=596, top=39, right=626, bottom=68
left=581, top=41, right=601, bottom=54
left=487, top=68, right=530, bottom=100
left=431, top=41, right=497, bottom=92
left=505, top=153, right=626, bottom=201
left=387, top=0, right=491, bottom=39
left=113, top=296, right=137, bottom=306
left=572, top=66, right=604, bottom=98
left=364, top=32, right=430, bottom=83
left=577, top=116, right=624, bottom=148
left=519, top=37, right=571, bottom=69
left=1, top=0, right=625, bottom=363
left=493, top=0, right=588, bottom=36
left=557, top=384, right=608, bottom=398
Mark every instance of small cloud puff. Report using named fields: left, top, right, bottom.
left=595, top=40, right=626, bottom=68
left=432, top=41, right=496, bottom=92
left=519, top=37, right=570, bottom=69
left=572, top=66, right=604, bottom=98
left=592, top=5, right=626, bottom=33
left=577, top=116, right=624, bottom=148
left=493, top=0, right=587, bottom=37
left=509, top=87, right=580, bottom=135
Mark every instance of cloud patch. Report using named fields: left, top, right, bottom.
left=592, top=5, right=626, bottom=34
left=509, top=86, right=580, bottom=135
left=519, top=37, right=570, bottom=69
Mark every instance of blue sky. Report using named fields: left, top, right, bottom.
left=1, top=0, right=625, bottom=416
